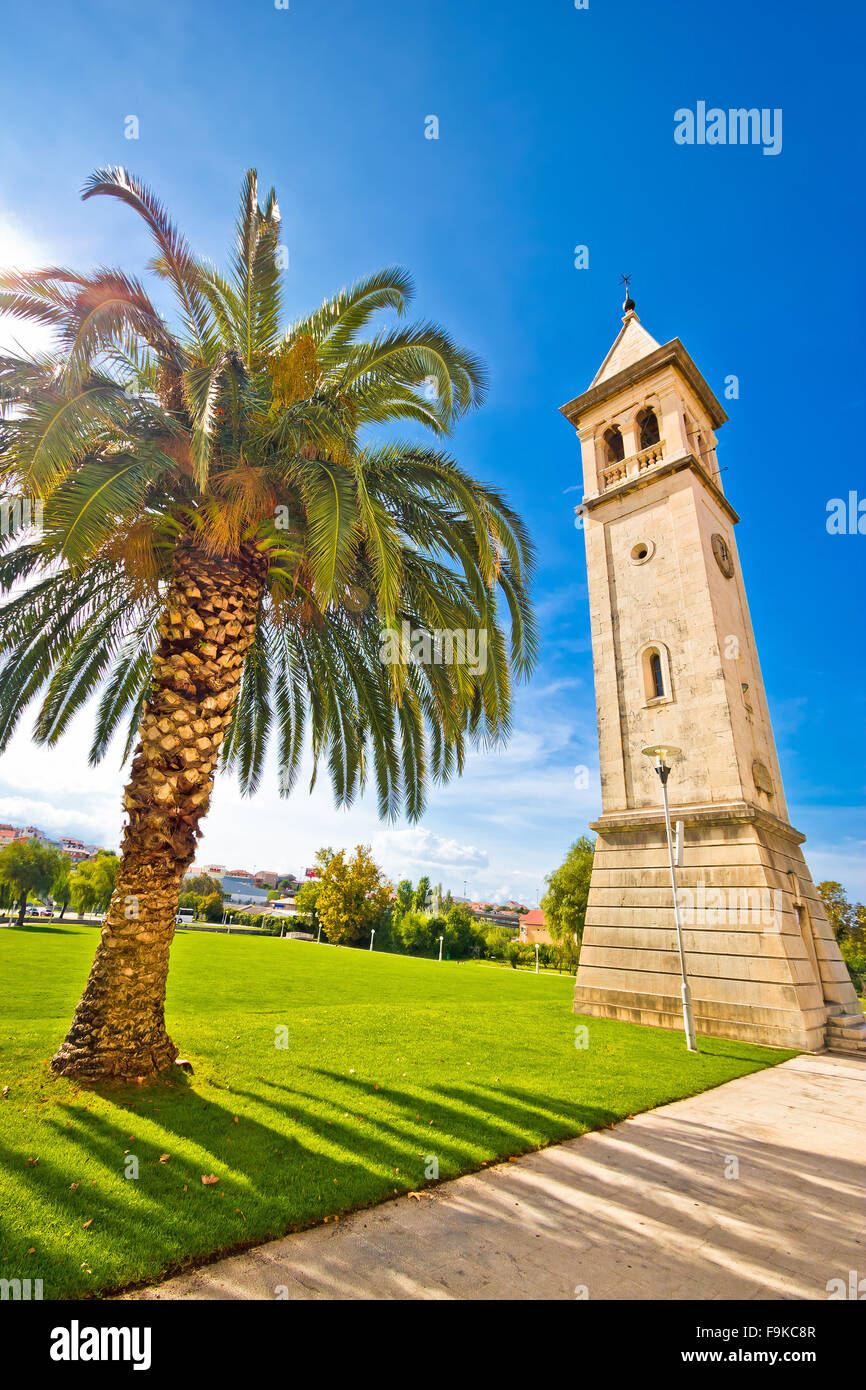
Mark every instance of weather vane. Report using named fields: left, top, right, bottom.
left=619, top=273, right=635, bottom=311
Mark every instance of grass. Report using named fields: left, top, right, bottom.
left=0, top=922, right=794, bottom=1299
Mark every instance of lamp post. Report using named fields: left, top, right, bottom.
left=534, top=942, right=539, bottom=974
left=438, top=935, right=444, bottom=961
left=369, top=929, right=375, bottom=952
left=641, top=744, right=697, bottom=1052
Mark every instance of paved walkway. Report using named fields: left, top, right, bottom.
left=125, top=1053, right=864, bottom=1301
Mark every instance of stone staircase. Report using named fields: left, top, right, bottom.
left=824, top=1004, right=866, bottom=1055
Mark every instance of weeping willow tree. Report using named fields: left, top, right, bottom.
left=0, top=168, right=536, bottom=1080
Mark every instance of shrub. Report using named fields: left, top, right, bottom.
left=397, top=909, right=434, bottom=953
left=840, top=939, right=866, bottom=994
left=201, top=892, right=224, bottom=923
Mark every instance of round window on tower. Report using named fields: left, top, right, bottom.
left=630, top=540, right=655, bottom=565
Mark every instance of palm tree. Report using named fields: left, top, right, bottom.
left=0, top=168, right=536, bottom=1081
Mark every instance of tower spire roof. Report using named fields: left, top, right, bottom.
left=590, top=288, right=661, bottom=387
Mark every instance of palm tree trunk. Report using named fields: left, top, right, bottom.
left=51, top=538, right=267, bottom=1081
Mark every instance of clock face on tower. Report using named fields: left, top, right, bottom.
left=711, top=532, right=735, bottom=578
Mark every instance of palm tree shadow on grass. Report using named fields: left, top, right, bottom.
left=9, top=1060, right=860, bottom=1300
left=6, top=923, right=77, bottom=935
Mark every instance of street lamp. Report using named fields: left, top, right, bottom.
left=369, top=929, right=375, bottom=952
left=534, top=942, right=539, bottom=974
left=641, top=744, right=697, bottom=1052
left=438, top=935, right=444, bottom=961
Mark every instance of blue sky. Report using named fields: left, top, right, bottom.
left=0, top=0, right=863, bottom=903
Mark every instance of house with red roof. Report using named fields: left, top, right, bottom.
left=518, top=908, right=551, bottom=945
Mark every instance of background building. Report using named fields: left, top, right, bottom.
left=519, top=909, right=551, bottom=945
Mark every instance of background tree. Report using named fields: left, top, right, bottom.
left=541, top=836, right=595, bottom=955
left=484, top=924, right=513, bottom=959
left=817, top=882, right=858, bottom=941
left=0, top=167, right=535, bottom=1080
left=182, top=873, right=223, bottom=899
left=0, top=838, right=64, bottom=925
left=200, top=891, right=223, bottom=923
left=294, top=879, right=321, bottom=933
left=51, top=855, right=73, bottom=920
left=397, top=908, right=433, bottom=953
left=412, top=876, right=432, bottom=913
left=394, top=879, right=414, bottom=918
left=69, top=852, right=119, bottom=918
left=317, top=845, right=392, bottom=946
left=442, top=902, right=480, bottom=957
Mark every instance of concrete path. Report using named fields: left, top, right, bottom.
left=124, top=1053, right=864, bottom=1301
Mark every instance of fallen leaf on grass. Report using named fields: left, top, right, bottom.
left=201, top=1174, right=219, bottom=1186
left=159, top=1154, right=170, bottom=1164
left=25, top=1156, right=38, bottom=1166
left=82, top=1219, right=92, bottom=1229
left=68, top=1182, right=79, bottom=1190
left=2, top=1085, right=9, bottom=1098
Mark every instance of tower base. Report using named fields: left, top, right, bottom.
left=574, top=802, right=864, bottom=1052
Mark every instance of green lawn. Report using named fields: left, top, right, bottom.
left=0, top=922, right=794, bottom=1299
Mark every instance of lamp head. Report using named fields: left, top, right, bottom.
left=641, top=744, right=681, bottom=785
left=641, top=743, right=681, bottom=767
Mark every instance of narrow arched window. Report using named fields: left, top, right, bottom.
left=603, top=426, right=624, bottom=463
left=649, top=650, right=664, bottom=699
left=637, top=407, right=660, bottom=450
left=639, top=643, right=673, bottom=705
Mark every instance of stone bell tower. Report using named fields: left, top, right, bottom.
left=561, top=294, right=865, bottom=1052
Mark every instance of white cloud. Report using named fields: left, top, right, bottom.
left=372, top=827, right=488, bottom=870
left=0, top=794, right=115, bottom=841
left=805, top=844, right=866, bottom=903
left=0, top=213, right=58, bottom=358
left=529, top=676, right=583, bottom=698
